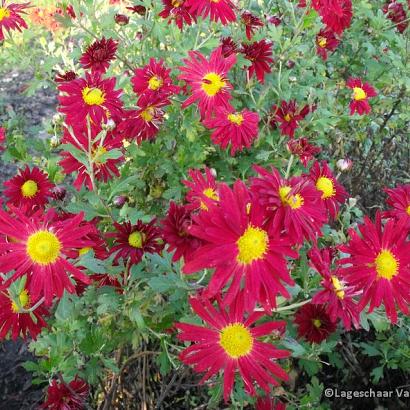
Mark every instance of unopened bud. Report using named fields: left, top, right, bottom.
left=51, top=185, right=66, bottom=200
left=115, top=13, right=129, bottom=25
left=336, top=158, right=353, bottom=172
left=113, top=195, right=127, bottom=208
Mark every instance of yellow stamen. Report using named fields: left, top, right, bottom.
left=200, top=188, right=219, bottom=211
left=82, top=87, right=105, bottom=106
left=375, top=250, right=399, bottom=280
left=219, top=323, right=253, bottom=358
left=11, top=290, right=30, bottom=314
left=279, top=186, right=304, bottom=209
left=0, top=7, right=11, bottom=21
left=353, top=87, right=366, bottom=101
left=316, top=176, right=335, bottom=199
left=227, top=113, right=244, bottom=126
left=284, top=113, right=292, bottom=122
left=27, top=230, right=61, bottom=265
left=201, top=72, right=225, bottom=97
left=140, top=106, right=155, bottom=122
left=128, top=231, right=143, bottom=248
left=171, top=0, right=183, bottom=6
left=237, top=225, right=268, bottom=265
left=317, top=36, right=327, bottom=48
left=21, top=180, right=39, bottom=198
left=406, top=205, right=410, bottom=216
left=331, top=276, right=345, bottom=299
left=148, top=75, right=163, bottom=91
left=312, top=319, right=321, bottom=328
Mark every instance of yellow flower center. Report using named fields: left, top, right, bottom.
left=317, top=36, right=327, bottom=48
left=148, top=75, right=163, bottom=91
left=82, top=87, right=106, bottom=106
left=375, top=250, right=399, bottom=280
left=140, top=106, right=155, bottom=122
left=227, top=113, right=244, bottom=126
left=92, top=146, right=107, bottom=165
left=353, top=87, right=366, bottom=101
left=219, top=323, right=253, bottom=359
left=21, top=180, right=39, bottom=198
left=27, top=230, right=61, bottom=266
left=79, top=247, right=92, bottom=256
left=284, top=113, right=292, bottom=122
left=11, top=289, right=30, bottom=314
left=406, top=205, right=410, bottom=216
left=279, top=186, right=304, bottom=209
left=0, top=7, right=10, bottom=21
left=237, top=225, right=268, bottom=265
left=316, top=176, right=335, bottom=199
left=200, top=188, right=219, bottom=211
left=171, top=0, right=183, bottom=6
left=128, top=231, right=143, bottom=248
left=331, top=276, right=345, bottom=299
left=312, top=319, right=322, bottom=328
left=201, top=72, right=225, bottom=97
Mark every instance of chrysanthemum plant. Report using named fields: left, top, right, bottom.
left=0, top=0, right=409, bottom=408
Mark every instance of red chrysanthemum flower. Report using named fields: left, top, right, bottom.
left=220, top=36, right=238, bottom=58
left=319, top=0, right=352, bottom=35
left=176, top=293, right=290, bottom=401
left=383, top=1, right=408, bottom=33
left=241, top=11, right=264, bottom=40
left=294, top=302, right=337, bottom=343
left=74, top=217, right=109, bottom=261
left=338, top=213, right=410, bottom=324
left=308, top=161, right=348, bottom=219
left=183, top=181, right=298, bottom=312
left=79, top=37, right=118, bottom=74
left=346, top=77, right=377, bottom=116
left=287, top=137, right=321, bottom=167
left=55, top=70, right=77, bottom=83
left=159, top=0, right=196, bottom=31
left=3, top=166, right=54, bottom=211
left=0, top=1, right=29, bottom=41
left=256, top=396, right=287, bottom=410
left=59, top=125, right=123, bottom=191
left=0, top=208, right=92, bottom=305
left=383, top=184, right=410, bottom=225
left=251, top=165, right=326, bottom=245
left=117, top=95, right=170, bottom=143
left=241, top=39, right=273, bottom=84
left=186, top=0, right=236, bottom=25
left=0, top=287, right=48, bottom=340
left=315, top=28, right=340, bottom=61
left=179, top=47, right=236, bottom=119
left=182, top=167, right=220, bottom=211
left=58, top=71, right=123, bottom=126
left=42, top=376, right=89, bottom=410
left=270, top=100, right=310, bottom=138
left=309, top=247, right=360, bottom=330
left=161, top=201, right=202, bottom=263
left=131, top=58, right=179, bottom=98
left=203, top=106, right=259, bottom=155
left=107, top=219, right=164, bottom=266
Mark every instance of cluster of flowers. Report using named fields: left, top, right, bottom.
left=167, top=168, right=410, bottom=405
left=1, top=0, right=409, bottom=408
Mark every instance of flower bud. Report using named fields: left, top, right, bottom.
left=336, top=158, right=353, bottom=172
left=113, top=195, right=127, bottom=208
left=115, top=13, right=129, bottom=25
